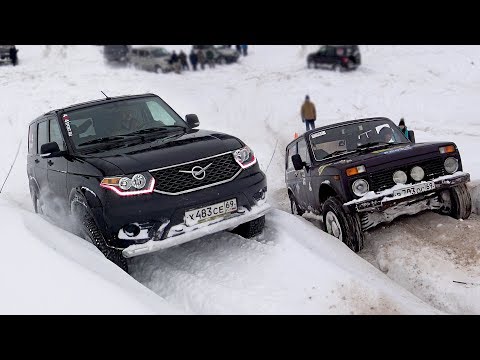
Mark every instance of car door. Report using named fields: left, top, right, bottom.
left=296, top=138, right=313, bottom=209
left=325, top=46, right=336, bottom=67
left=285, top=142, right=298, bottom=194
left=35, top=119, right=49, bottom=205
left=46, top=116, right=69, bottom=214
left=314, top=45, right=327, bottom=65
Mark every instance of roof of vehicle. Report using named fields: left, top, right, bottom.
left=29, top=93, right=158, bottom=125
left=133, top=46, right=168, bottom=51
left=286, top=117, right=393, bottom=149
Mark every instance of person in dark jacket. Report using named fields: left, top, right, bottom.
left=179, top=50, right=189, bottom=71
left=301, top=95, right=316, bottom=131
left=169, top=51, right=181, bottom=73
left=189, top=50, right=198, bottom=71
left=9, top=46, right=18, bottom=66
left=206, top=49, right=215, bottom=68
left=197, top=50, right=206, bottom=70
left=398, top=118, right=412, bottom=141
left=236, top=45, right=242, bottom=54
left=241, top=45, right=248, bottom=56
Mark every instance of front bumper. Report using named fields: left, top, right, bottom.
left=344, top=172, right=470, bottom=213
left=122, top=201, right=271, bottom=258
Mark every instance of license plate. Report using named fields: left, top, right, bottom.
left=393, top=181, right=435, bottom=198
left=185, top=199, right=237, bottom=227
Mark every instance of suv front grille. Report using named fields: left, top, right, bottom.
left=150, top=152, right=242, bottom=195
left=370, top=157, right=445, bottom=192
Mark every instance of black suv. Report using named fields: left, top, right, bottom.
left=307, top=45, right=361, bottom=71
left=285, top=117, right=471, bottom=252
left=27, top=94, right=270, bottom=272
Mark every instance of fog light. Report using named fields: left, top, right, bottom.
left=123, top=223, right=141, bottom=237
left=393, top=170, right=407, bottom=184
left=410, top=166, right=425, bottom=181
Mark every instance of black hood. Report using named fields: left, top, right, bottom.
left=80, top=129, right=244, bottom=175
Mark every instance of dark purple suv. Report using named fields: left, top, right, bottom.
left=285, top=117, right=471, bottom=252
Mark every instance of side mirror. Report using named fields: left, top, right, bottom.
left=185, top=114, right=200, bottom=128
left=292, top=154, right=305, bottom=171
left=408, top=130, right=416, bottom=143
left=40, top=142, right=65, bottom=158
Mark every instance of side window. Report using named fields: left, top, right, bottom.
left=286, top=144, right=297, bottom=170
left=146, top=100, right=176, bottom=125
left=37, top=121, right=48, bottom=154
left=28, top=123, right=36, bottom=155
left=326, top=46, right=336, bottom=56
left=49, top=118, right=66, bottom=151
left=297, top=139, right=311, bottom=166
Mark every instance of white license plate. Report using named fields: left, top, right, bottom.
left=185, top=199, right=237, bottom=227
left=393, top=181, right=436, bottom=198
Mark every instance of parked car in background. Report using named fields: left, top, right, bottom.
left=192, top=45, right=240, bottom=64
left=103, top=45, right=131, bottom=64
left=128, top=46, right=173, bottom=73
left=285, top=117, right=471, bottom=252
left=307, top=45, right=361, bottom=71
left=0, top=45, right=16, bottom=65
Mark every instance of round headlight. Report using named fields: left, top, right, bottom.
left=410, top=166, right=425, bottom=181
left=118, top=177, right=132, bottom=190
left=393, top=170, right=407, bottom=184
left=444, top=157, right=458, bottom=174
left=131, top=174, right=147, bottom=189
left=352, top=179, right=369, bottom=197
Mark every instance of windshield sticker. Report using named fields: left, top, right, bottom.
left=372, top=145, right=412, bottom=154
left=311, top=131, right=326, bottom=138
left=63, top=114, right=73, bottom=137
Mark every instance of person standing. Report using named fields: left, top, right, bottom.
left=301, top=95, right=316, bottom=131
left=206, top=48, right=215, bottom=68
left=189, top=50, right=198, bottom=71
left=179, top=50, right=189, bottom=71
left=241, top=45, right=248, bottom=56
left=9, top=46, right=18, bottom=66
left=197, top=49, right=206, bottom=70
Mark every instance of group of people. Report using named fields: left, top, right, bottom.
left=7, top=46, right=18, bottom=66
left=300, top=95, right=414, bottom=141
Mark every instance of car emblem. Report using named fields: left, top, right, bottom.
left=179, top=163, right=213, bottom=180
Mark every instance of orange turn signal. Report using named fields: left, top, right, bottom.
left=346, top=165, right=366, bottom=177
left=439, top=145, right=455, bottom=154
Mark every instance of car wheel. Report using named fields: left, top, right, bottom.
left=322, top=197, right=364, bottom=252
left=231, top=215, right=265, bottom=238
left=289, top=192, right=305, bottom=216
left=442, top=184, right=472, bottom=220
left=79, top=209, right=128, bottom=272
left=333, top=64, right=342, bottom=72
left=155, top=65, right=162, bottom=74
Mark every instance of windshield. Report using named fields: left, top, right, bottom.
left=63, top=96, right=188, bottom=150
left=151, top=48, right=168, bottom=57
left=309, top=118, right=409, bottom=161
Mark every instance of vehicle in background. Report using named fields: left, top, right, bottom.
left=128, top=46, right=173, bottom=73
left=307, top=45, right=361, bottom=71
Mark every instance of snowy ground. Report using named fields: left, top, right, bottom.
left=0, top=45, right=479, bottom=314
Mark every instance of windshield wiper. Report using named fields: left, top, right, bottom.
left=78, top=135, right=133, bottom=147
left=321, top=149, right=357, bottom=160
left=127, top=126, right=187, bottom=135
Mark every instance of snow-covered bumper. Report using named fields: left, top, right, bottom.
left=343, top=172, right=470, bottom=231
left=122, top=201, right=271, bottom=258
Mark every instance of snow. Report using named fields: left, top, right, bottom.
left=0, top=44, right=479, bottom=314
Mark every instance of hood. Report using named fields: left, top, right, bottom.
left=323, top=142, right=455, bottom=172
left=80, top=129, right=244, bottom=175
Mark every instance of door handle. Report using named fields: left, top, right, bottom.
left=47, top=160, right=53, bottom=166
left=35, top=159, right=39, bottom=164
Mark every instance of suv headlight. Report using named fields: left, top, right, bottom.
left=444, top=157, right=459, bottom=174
left=234, top=146, right=257, bottom=169
left=410, top=166, right=425, bottom=181
left=393, top=170, right=407, bottom=184
left=352, top=179, right=369, bottom=197
left=101, top=173, right=155, bottom=196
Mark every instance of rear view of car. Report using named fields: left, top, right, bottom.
left=103, top=45, right=131, bottom=64
left=0, top=45, right=14, bottom=65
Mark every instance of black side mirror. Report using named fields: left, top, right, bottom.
left=408, top=130, right=416, bottom=143
left=40, top=142, right=65, bottom=158
left=292, top=154, right=305, bottom=171
left=185, top=114, right=200, bottom=128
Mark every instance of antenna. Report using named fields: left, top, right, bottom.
left=101, top=91, right=110, bottom=100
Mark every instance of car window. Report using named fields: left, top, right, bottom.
left=49, top=118, right=65, bottom=151
left=297, top=139, right=311, bottom=166
left=325, top=46, right=336, bottom=56
left=37, top=121, right=48, bottom=154
left=146, top=100, right=176, bottom=125
left=28, top=123, right=36, bottom=155
left=286, top=143, right=296, bottom=170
